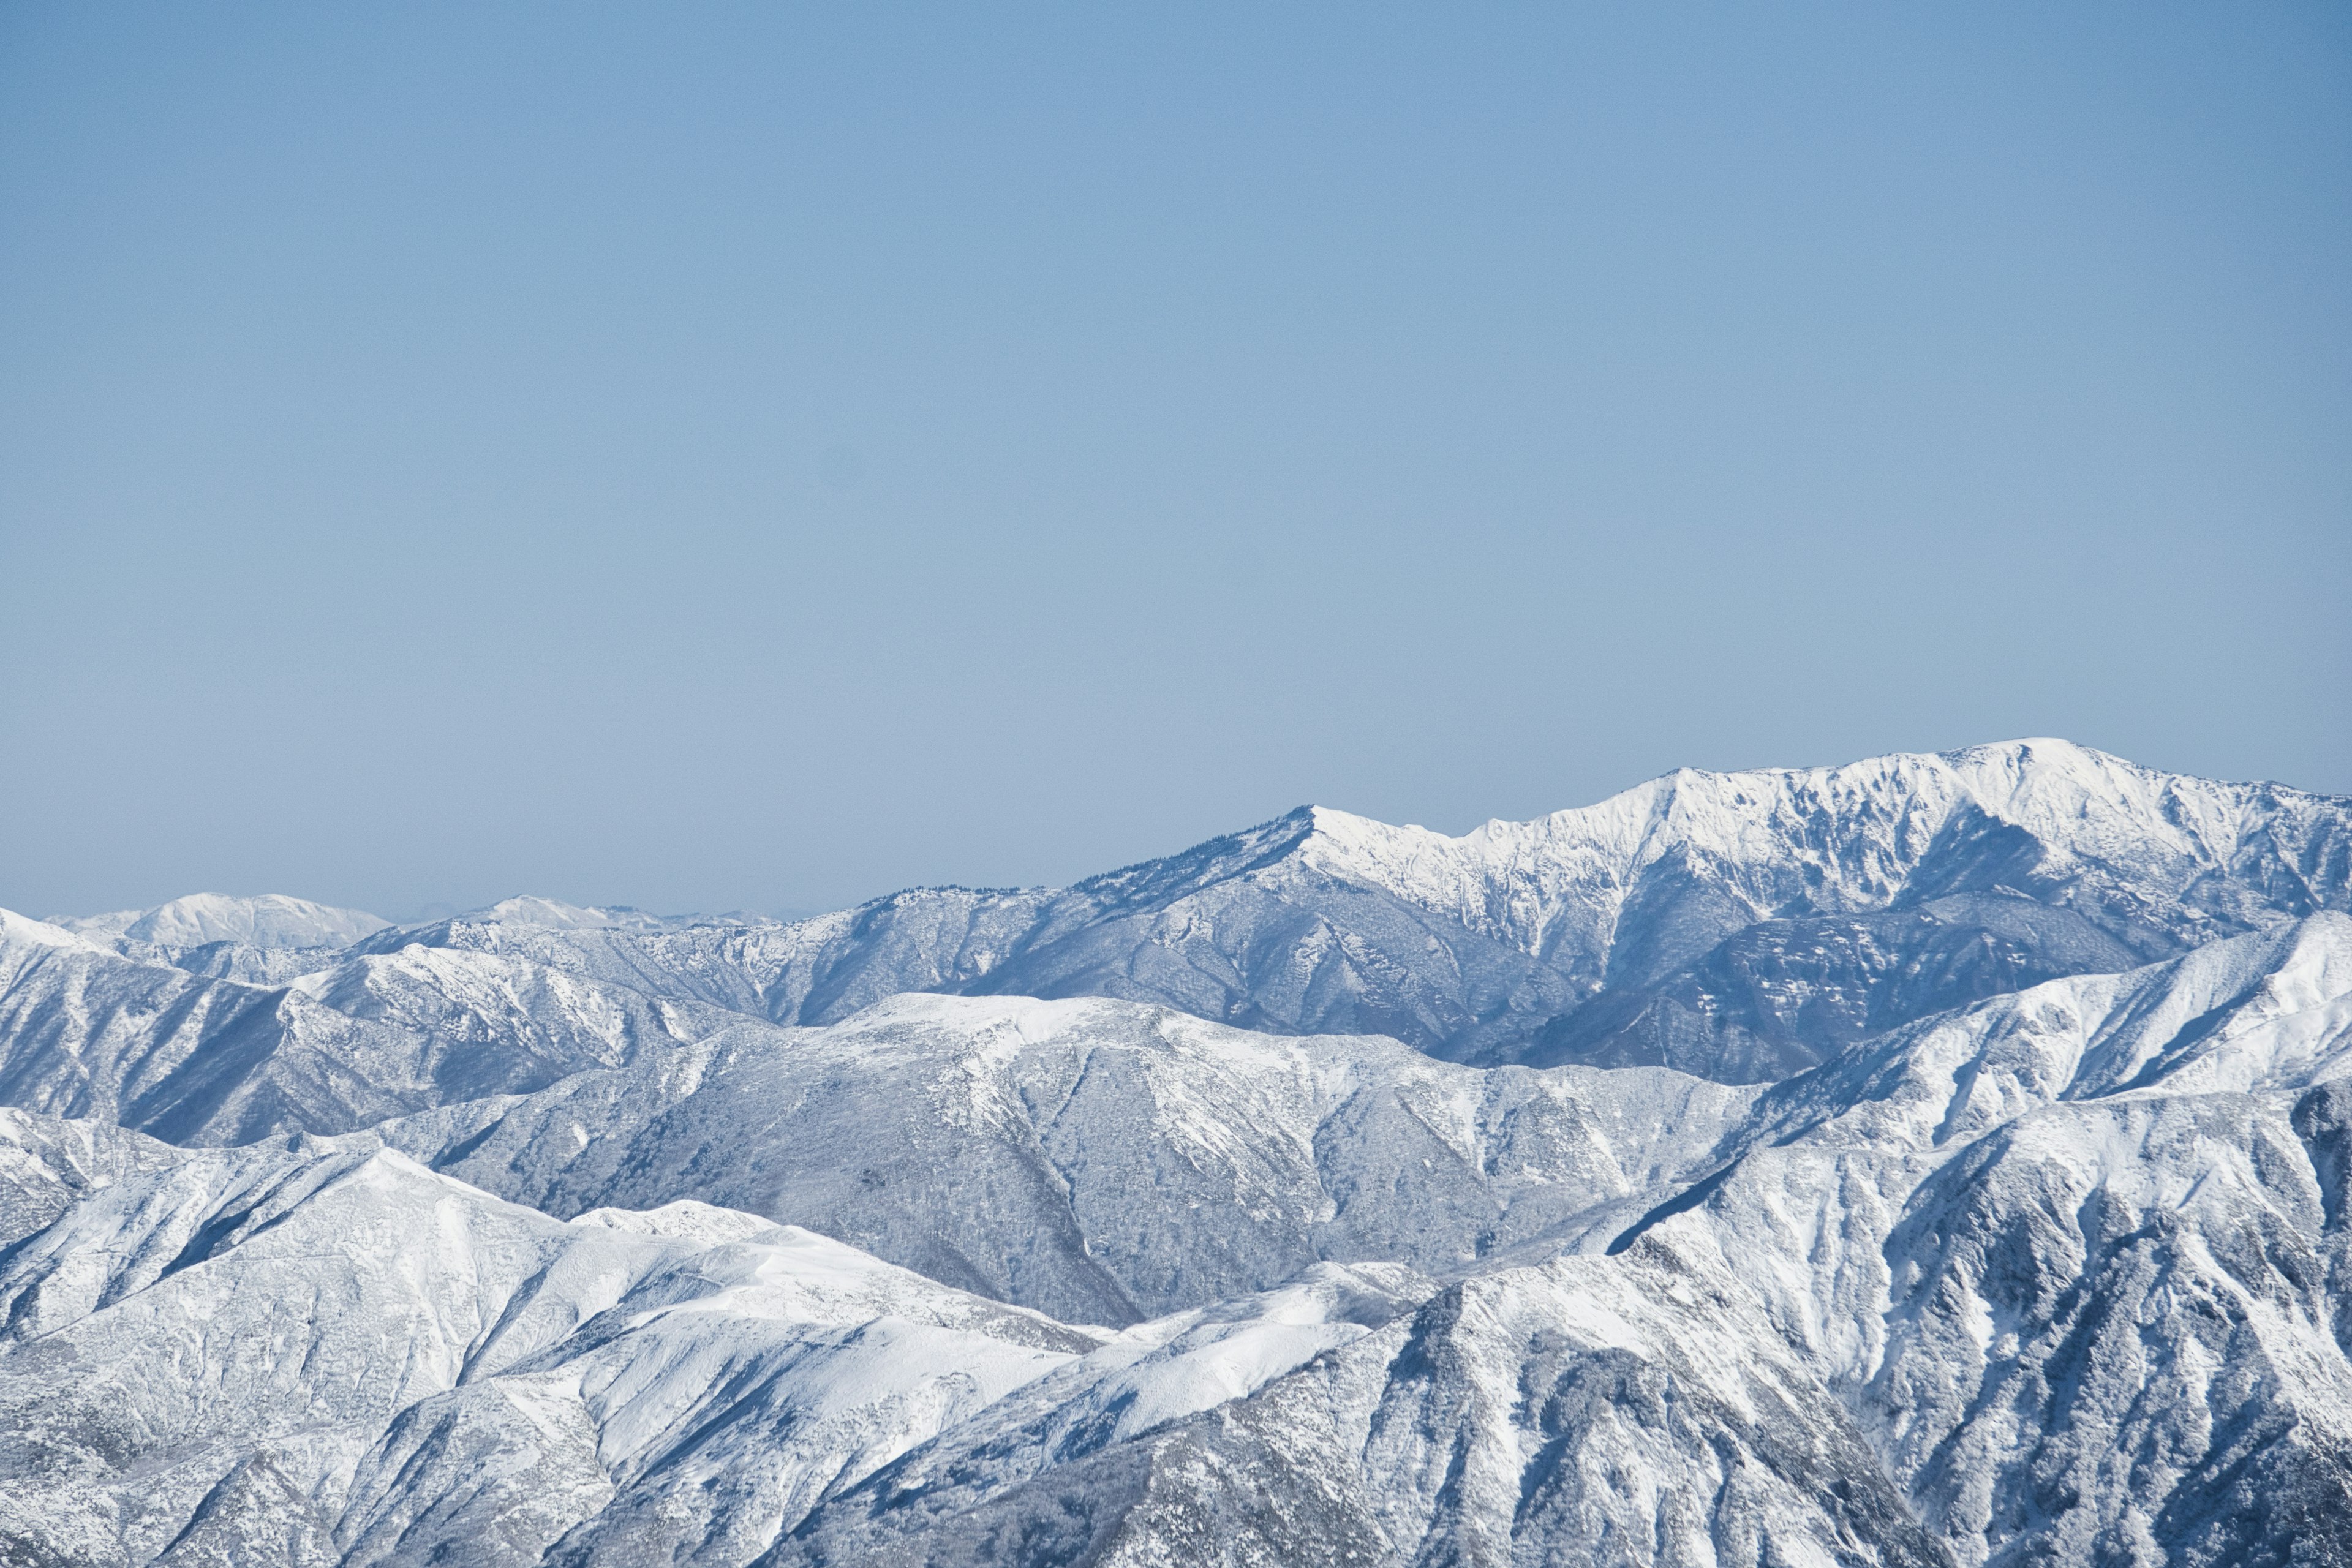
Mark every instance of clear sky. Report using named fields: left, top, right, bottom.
left=2, top=3, right=2347, bottom=922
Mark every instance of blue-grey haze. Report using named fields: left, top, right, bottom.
left=1, top=2, right=2346, bottom=922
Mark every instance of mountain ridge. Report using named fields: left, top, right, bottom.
left=4, top=908, right=2346, bottom=1564
left=335, top=739, right=2352, bottom=1080
left=4, top=741, right=2351, bottom=1565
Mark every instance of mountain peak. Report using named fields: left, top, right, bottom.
left=461, top=895, right=677, bottom=931
left=49, top=893, right=390, bottom=950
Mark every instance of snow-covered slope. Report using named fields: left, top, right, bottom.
left=51, top=892, right=391, bottom=951
left=14, top=902, right=2347, bottom=1568
left=48, top=894, right=397, bottom=988
left=0, top=1112, right=1102, bottom=1567
left=0, top=912, right=747, bottom=1144
left=0, top=1109, right=1975, bottom=1568
left=356, top=741, right=2352, bottom=1080
left=1608, top=911, right=2352, bottom=1566
left=5, top=744, right=2350, bottom=1566
left=42, top=743, right=2348, bottom=1082
left=362, top=994, right=1753, bottom=1324
left=386, top=919, right=2352, bottom=1564
left=774, top=1231, right=1954, bottom=1568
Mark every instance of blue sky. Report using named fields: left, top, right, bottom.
left=2, top=3, right=2346, bottom=921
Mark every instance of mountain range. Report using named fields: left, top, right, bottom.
left=4, top=739, right=2350, bottom=1566
left=48, top=739, right=2352, bottom=1085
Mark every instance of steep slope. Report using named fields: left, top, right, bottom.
left=374, top=917, right=2352, bottom=1320
left=0, top=1113, right=1953, bottom=1568
left=1615, top=912, right=2352, bottom=1566
left=0, top=1114, right=1102, bottom=1568
left=366, top=741, right=2352, bottom=1080
left=774, top=1233, right=1952, bottom=1568
left=364, top=994, right=1753, bottom=1325
left=1, top=919, right=2347, bottom=1564
left=385, top=918, right=2352, bottom=1565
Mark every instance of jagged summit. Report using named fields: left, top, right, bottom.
left=767, top=739, right=2349, bottom=1071
left=1292, top=737, right=2324, bottom=943
left=44, top=741, right=2346, bottom=1082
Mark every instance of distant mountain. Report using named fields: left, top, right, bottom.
left=366, top=740, right=2352, bottom=1081
left=371, top=908, right=2347, bottom=1308
left=48, top=893, right=396, bottom=986
left=11, top=742, right=2345, bottom=1148
left=53, top=891, right=390, bottom=950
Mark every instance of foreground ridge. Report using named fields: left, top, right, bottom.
left=0, top=919, right=2346, bottom=1562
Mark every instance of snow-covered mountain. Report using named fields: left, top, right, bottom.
left=0, top=1112, right=1104, bottom=1567
left=3, top=913, right=2346, bottom=1565
left=361, top=740, right=2352, bottom=1081
left=51, top=892, right=392, bottom=951
left=0, top=1112, right=1966, bottom=1568
left=358, top=994, right=1754, bottom=1324
left=52, top=892, right=393, bottom=984
left=42, top=743, right=2348, bottom=1088
left=1622, top=911, right=2352, bottom=1566
left=5, top=741, right=2351, bottom=1566
left=0, top=911, right=741, bottom=1144
left=55, top=893, right=388, bottom=959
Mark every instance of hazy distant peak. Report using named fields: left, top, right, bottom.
left=49, top=892, right=389, bottom=950
left=461, top=895, right=679, bottom=931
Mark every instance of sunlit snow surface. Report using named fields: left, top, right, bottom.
left=3, top=742, right=2351, bottom=1566
left=317, top=739, right=2352, bottom=1082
